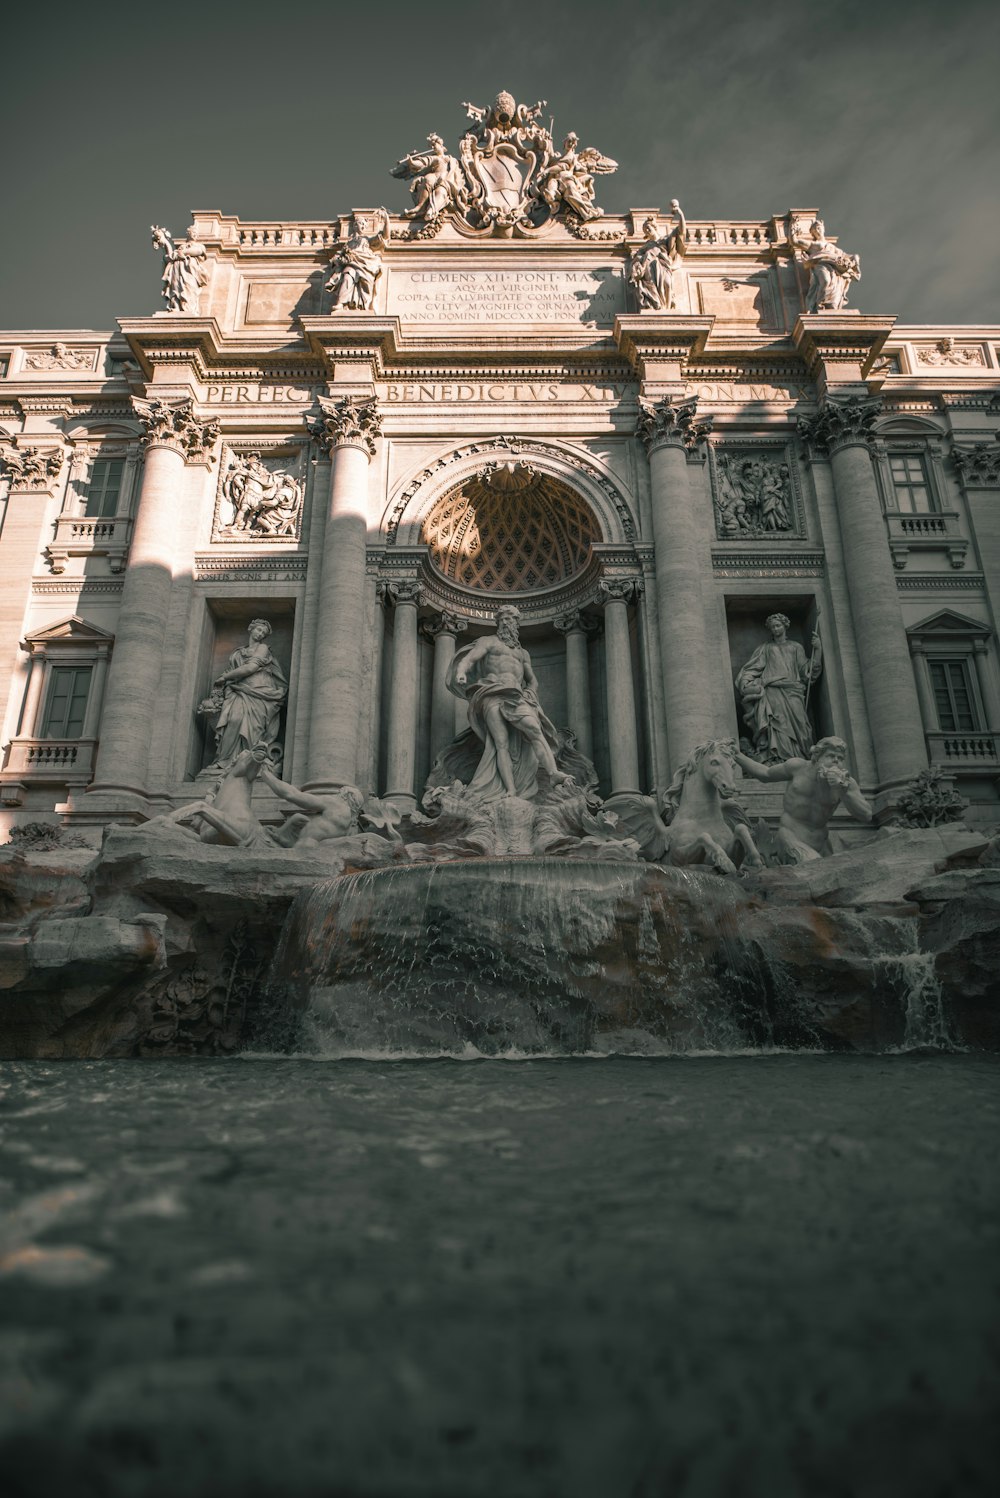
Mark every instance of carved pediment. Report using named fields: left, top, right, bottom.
left=22, top=615, right=115, bottom=648
left=907, top=609, right=991, bottom=639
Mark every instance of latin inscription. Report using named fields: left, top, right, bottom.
left=204, top=383, right=314, bottom=404
left=383, top=381, right=634, bottom=404
left=690, top=382, right=810, bottom=403
left=386, top=268, right=624, bottom=325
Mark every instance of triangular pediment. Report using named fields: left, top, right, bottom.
left=22, top=615, right=115, bottom=647
left=907, top=609, right=990, bottom=638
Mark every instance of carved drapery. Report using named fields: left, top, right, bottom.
left=311, top=395, right=382, bottom=458
left=636, top=397, right=713, bottom=455
left=132, top=397, right=219, bottom=463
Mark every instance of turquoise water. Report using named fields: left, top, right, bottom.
left=1, top=1055, right=998, bottom=1497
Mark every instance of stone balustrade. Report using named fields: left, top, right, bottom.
left=44, top=515, right=132, bottom=575
left=925, top=731, right=1000, bottom=768
left=884, top=510, right=968, bottom=570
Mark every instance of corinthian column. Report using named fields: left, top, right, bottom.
left=306, top=395, right=381, bottom=791
left=421, top=611, right=467, bottom=764
left=554, top=611, right=599, bottom=760
left=799, top=396, right=926, bottom=784
left=379, top=580, right=424, bottom=808
left=637, top=397, right=716, bottom=769
left=598, top=580, right=642, bottom=795
left=89, top=397, right=218, bottom=800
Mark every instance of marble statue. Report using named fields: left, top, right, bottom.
left=736, top=614, right=821, bottom=763
left=326, top=211, right=389, bottom=311
left=535, top=133, right=617, bottom=223
left=151, top=225, right=208, bottom=313
left=615, top=740, right=764, bottom=875
left=391, top=135, right=468, bottom=222
left=147, top=745, right=273, bottom=848
left=220, top=454, right=302, bottom=537
left=198, top=619, right=287, bottom=777
left=446, top=605, right=571, bottom=801
left=792, top=218, right=861, bottom=313
left=627, top=203, right=685, bottom=312
left=735, top=736, right=872, bottom=862
left=256, top=768, right=365, bottom=849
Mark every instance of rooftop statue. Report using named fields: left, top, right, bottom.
left=388, top=91, right=617, bottom=233
left=735, top=737, right=872, bottom=863
left=151, top=225, right=208, bottom=314
left=627, top=203, right=686, bottom=312
left=792, top=217, right=861, bottom=313
left=325, top=210, right=389, bottom=311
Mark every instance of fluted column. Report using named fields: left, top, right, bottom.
left=305, top=396, right=381, bottom=791
left=421, top=611, right=467, bottom=764
left=598, top=580, right=642, bottom=795
left=800, top=396, right=926, bottom=784
left=637, top=398, right=717, bottom=770
left=379, top=580, right=424, bottom=806
left=554, top=611, right=599, bottom=760
left=89, top=397, right=218, bottom=798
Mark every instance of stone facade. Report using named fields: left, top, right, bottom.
left=2, top=101, right=1000, bottom=836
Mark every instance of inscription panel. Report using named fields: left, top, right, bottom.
left=386, top=267, right=624, bottom=325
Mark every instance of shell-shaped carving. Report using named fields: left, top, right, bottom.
left=422, top=471, right=600, bottom=594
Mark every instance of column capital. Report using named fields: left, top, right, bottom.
left=597, top=578, right=644, bottom=607
left=132, top=396, right=219, bottom=463
left=798, top=394, right=882, bottom=455
left=0, top=441, right=65, bottom=494
left=312, top=394, right=382, bottom=458
left=554, top=610, right=602, bottom=638
left=420, top=610, right=468, bottom=643
left=378, top=578, right=424, bottom=608
left=952, top=440, right=1000, bottom=488
left=636, top=397, right=713, bottom=455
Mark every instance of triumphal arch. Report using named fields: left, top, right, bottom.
left=2, top=90, right=1000, bottom=836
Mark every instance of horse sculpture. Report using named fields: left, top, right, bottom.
left=616, top=739, right=764, bottom=875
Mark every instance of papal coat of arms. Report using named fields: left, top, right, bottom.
left=390, top=91, right=617, bottom=234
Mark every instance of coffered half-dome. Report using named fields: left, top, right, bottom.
left=421, top=463, right=601, bottom=595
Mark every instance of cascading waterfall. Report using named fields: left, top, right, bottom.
left=255, top=856, right=943, bottom=1058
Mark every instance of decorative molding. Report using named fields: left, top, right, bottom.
left=0, top=442, right=65, bottom=491
left=132, top=396, right=219, bottom=462
left=952, top=441, right=1000, bottom=488
left=711, top=550, right=825, bottom=577
left=636, top=396, right=713, bottom=454
left=385, top=435, right=637, bottom=546
left=798, top=394, right=882, bottom=454
left=193, top=554, right=307, bottom=583
left=31, top=578, right=125, bottom=595
left=23, top=344, right=98, bottom=374
left=894, top=572, right=986, bottom=592
left=310, top=394, right=381, bottom=457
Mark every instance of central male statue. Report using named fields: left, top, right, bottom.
left=447, top=605, right=567, bottom=800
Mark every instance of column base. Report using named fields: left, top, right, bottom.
left=64, top=785, right=153, bottom=826
left=382, top=791, right=417, bottom=816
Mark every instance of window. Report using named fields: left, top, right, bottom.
left=888, top=453, right=932, bottom=513
left=84, top=457, right=124, bottom=517
left=41, top=666, right=92, bottom=738
left=929, top=659, right=979, bottom=733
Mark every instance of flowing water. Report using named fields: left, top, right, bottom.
left=1, top=1054, right=998, bottom=1498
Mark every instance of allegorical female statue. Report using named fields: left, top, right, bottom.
left=736, top=613, right=822, bottom=763
left=199, top=619, right=287, bottom=777
left=627, top=203, right=686, bottom=312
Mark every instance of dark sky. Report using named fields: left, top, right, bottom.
left=4, top=0, right=998, bottom=332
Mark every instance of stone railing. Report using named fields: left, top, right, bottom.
left=1, top=736, right=98, bottom=785
left=44, top=515, right=132, bottom=575
left=885, top=510, right=967, bottom=570
left=925, top=731, right=1000, bottom=768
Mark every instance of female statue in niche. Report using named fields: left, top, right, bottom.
left=198, top=619, right=287, bottom=777
left=736, top=613, right=822, bottom=763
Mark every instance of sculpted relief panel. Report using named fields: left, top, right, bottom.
left=213, top=447, right=306, bottom=542
left=709, top=444, right=803, bottom=539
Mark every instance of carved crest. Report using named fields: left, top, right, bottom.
left=390, top=92, right=617, bottom=236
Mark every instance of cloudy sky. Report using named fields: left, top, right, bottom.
left=4, top=0, right=998, bottom=331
